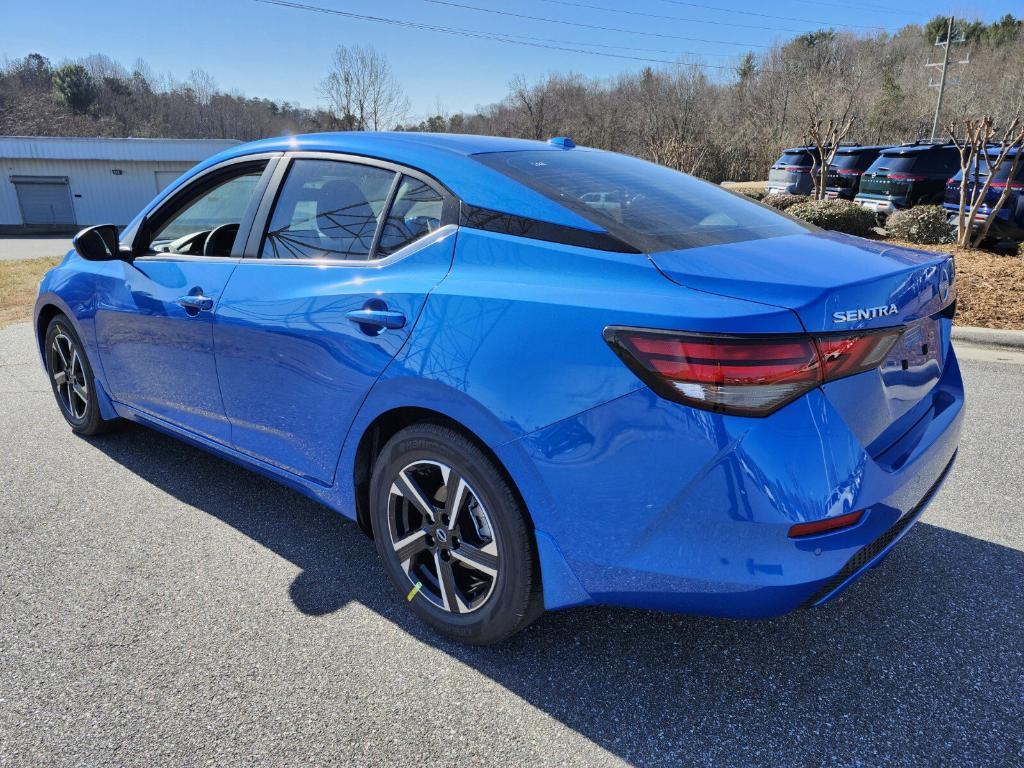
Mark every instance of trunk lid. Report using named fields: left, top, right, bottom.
left=648, top=231, right=956, bottom=447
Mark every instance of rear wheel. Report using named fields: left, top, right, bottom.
left=369, top=424, right=541, bottom=644
left=44, top=314, right=113, bottom=436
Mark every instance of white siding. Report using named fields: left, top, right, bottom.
left=0, top=158, right=197, bottom=226
left=0, top=136, right=240, bottom=162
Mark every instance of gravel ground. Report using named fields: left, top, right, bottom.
left=1, top=322, right=1022, bottom=767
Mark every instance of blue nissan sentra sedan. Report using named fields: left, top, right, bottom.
left=35, top=133, right=962, bottom=644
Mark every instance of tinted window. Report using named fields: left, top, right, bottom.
left=914, top=149, right=961, bottom=174
left=775, top=150, right=817, bottom=167
left=474, top=150, right=809, bottom=252
left=831, top=151, right=878, bottom=171
left=868, top=154, right=918, bottom=174
left=151, top=169, right=264, bottom=253
left=377, top=176, right=444, bottom=256
left=262, top=159, right=395, bottom=260
left=952, top=154, right=1023, bottom=181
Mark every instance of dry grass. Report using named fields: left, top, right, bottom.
left=880, top=238, right=1024, bottom=330
left=720, top=180, right=766, bottom=194
left=0, top=256, right=61, bottom=328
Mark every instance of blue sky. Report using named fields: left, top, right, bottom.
left=1, top=0, right=1016, bottom=120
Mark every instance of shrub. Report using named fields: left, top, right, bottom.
left=885, top=205, right=953, bottom=244
left=787, top=198, right=876, bottom=237
left=741, top=189, right=766, bottom=201
left=762, top=192, right=806, bottom=210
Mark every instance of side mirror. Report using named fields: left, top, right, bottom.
left=72, top=224, right=122, bottom=261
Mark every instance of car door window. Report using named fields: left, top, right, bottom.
left=150, top=169, right=265, bottom=256
left=261, top=159, right=396, bottom=260
left=377, top=175, right=444, bottom=256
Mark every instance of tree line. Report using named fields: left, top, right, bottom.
left=1, top=14, right=1021, bottom=183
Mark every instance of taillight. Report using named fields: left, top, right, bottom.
left=604, top=327, right=902, bottom=417
left=888, top=173, right=927, bottom=181
left=991, top=180, right=1024, bottom=190
left=788, top=510, right=864, bottom=538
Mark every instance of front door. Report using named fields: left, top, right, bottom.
left=214, top=157, right=454, bottom=483
left=94, top=160, right=271, bottom=442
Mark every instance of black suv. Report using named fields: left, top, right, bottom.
left=824, top=145, right=887, bottom=200
left=854, top=142, right=962, bottom=215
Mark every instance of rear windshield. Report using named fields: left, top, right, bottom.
left=830, top=153, right=863, bottom=170
left=474, top=149, right=809, bottom=252
left=867, top=154, right=918, bottom=173
left=774, top=150, right=817, bottom=167
left=952, top=155, right=1023, bottom=181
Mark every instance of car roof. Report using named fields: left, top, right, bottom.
left=835, top=145, right=887, bottom=154
left=881, top=143, right=957, bottom=156
left=190, top=132, right=605, bottom=232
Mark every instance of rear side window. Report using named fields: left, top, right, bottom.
left=262, top=159, right=395, bottom=260
left=474, top=149, right=809, bottom=252
left=377, top=176, right=444, bottom=256
left=914, top=149, right=961, bottom=175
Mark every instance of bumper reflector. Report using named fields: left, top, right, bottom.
left=788, top=510, right=864, bottom=538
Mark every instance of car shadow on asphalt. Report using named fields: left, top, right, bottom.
left=89, top=422, right=1023, bottom=765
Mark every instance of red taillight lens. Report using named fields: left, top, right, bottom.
left=888, top=173, right=927, bottom=181
left=788, top=509, right=864, bottom=538
left=604, top=328, right=902, bottom=417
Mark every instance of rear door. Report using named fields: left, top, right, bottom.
left=94, top=157, right=275, bottom=442
left=214, top=154, right=457, bottom=484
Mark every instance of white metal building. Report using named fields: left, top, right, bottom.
left=0, top=136, right=241, bottom=233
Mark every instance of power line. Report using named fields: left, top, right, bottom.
left=532, top=0, right=807, bottom=35
left=785, top=0, right=920, bottom=17
left=652, top=0, right=889, bottom=30
left=254, top=0, right=762, bottom=70
left=421, top=0, right=773, bottom=48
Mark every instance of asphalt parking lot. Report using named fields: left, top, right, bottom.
left=1, top=321, right=1022, bottom=767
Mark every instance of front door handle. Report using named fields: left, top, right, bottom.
left=176, top=294, right=214, bottom=312
left=346, top=308, right=406, bottom=331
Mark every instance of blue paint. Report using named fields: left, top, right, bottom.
left=35, top=133, right=965, bottom=619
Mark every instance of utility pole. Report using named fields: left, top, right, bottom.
left=927, top=16, right=969, bottom=141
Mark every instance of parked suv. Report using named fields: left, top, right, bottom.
left=854, top=142, right=961, bottom=216
left=766, top=146, right=821, bottom=195
left=944, top=148, right=1024, bottom=242
left=824, top=145, right=887, bottom=200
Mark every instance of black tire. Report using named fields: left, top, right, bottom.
left=43, top=314, right=114, bottom=436
left=369, top=424, right=542, bottom=645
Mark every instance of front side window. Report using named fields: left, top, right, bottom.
left=262, top=159, right=396, bottom=260
left=150, top=167, right=265, bottom=255
left=474, top=149, right=809, bottom=252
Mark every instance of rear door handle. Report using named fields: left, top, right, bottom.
left=176, top=294, right=214, bottom=312
left=345, top=308, right=406, bottom=330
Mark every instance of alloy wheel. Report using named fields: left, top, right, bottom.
left=48, top=326, right=89, bottom=421
left=387, top=459, right=499, bottom=614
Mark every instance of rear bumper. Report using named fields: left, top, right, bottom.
left=520, top=341, right=964, bottom=616
left=854, top=195, right=899, bottom=215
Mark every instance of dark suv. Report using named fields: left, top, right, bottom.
left=944, top=148, right=1024, bottom=241
left=854, top=142, right=961, bottom=216
left=766, top=147, right=821, bottom=196
left=824, top=145, right=887, bottom=200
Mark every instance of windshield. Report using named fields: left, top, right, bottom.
left=473, top=150, right=809, bottom=252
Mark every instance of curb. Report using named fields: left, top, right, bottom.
left=952, top=325, right=1024, bottom=349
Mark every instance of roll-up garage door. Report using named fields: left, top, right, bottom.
left=12, top=176, right=76, bottom=227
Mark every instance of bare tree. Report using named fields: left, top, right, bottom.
left=949, top=116, right=1024, bottom=247
left=320, top=45, right=408, bottom=131
left=804, top=116, right=854, bottom=199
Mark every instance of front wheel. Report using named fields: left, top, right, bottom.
left=44, top=314, right=113, bottom=436
left=369, top=424, right=541, bottom=645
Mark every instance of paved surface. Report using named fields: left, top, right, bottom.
left=0, top=236, right=71, bottom=262
left=1, top=321, right=1021, bottom=767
